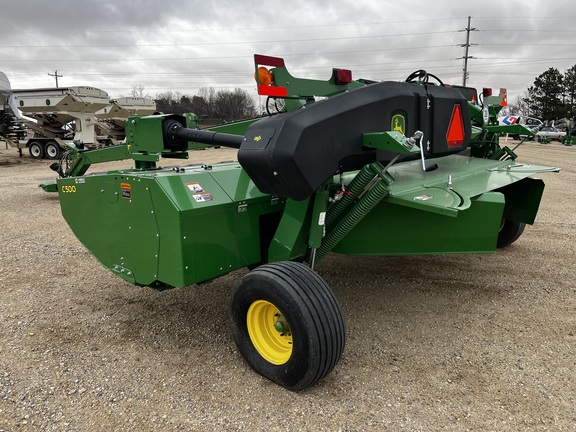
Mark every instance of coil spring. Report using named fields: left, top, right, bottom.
left=325, top=164, right=378, bottom=228
left=317, top=177, right=389, bottom=261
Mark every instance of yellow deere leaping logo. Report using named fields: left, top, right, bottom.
left=391, top=114, right=406, bottom=135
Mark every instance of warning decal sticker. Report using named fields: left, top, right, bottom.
left=193, top=193, right=214, bottom=202
left=121, top=182, right=131, bottom=199
left=186, top=182, right=204, bottom=193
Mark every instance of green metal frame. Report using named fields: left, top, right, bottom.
left=51, top=54, right=559, bottom=290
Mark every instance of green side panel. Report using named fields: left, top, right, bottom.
left=333, top=192, right=505, bottom=255
left=151, top=165, right=276, bottom=287
left=58, top=162, right=282, bottom=289
left=57, top=175, right=161, bottom=285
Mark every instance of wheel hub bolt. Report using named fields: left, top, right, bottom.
left=274, top=321, right=284, bottom=333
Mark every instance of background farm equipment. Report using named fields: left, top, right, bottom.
left=9, top=85, right=111, bottom=159
left=0, top=72, right=157, bottom=159
left=96, top=96, right=157, bottom=141
left=49, top=55, right=558, bottom=390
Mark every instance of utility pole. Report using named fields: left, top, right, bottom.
left=48, top=70, right=63, bottom=88
left=459, top=16, right=478, bottom=86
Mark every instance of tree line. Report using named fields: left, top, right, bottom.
left=507, top=65, right=576, bottom=124
left=147, top=87, right=258, bottom=125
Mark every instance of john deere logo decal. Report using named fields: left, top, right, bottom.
left=391, top=114, right=406, bottom=134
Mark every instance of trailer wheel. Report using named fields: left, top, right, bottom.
left=45, top=141, right=62, bottom=160
left=28, top=141, right=44, bottom=159
left=497, top=219, right=526, bottom=248
left=230, top=261, right=345, bottom=391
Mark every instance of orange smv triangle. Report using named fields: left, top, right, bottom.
left=446, top=104, right=465, bottom=147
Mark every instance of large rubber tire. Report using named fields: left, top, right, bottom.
left=28, top=141, right=44, bottom=159
left=230, top=261, right=346, bottom=391
left=497, top=219, right=526, bottom=248
left=45, top=141, right=62, bottom=160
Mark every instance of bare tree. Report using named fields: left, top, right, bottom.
left=212, top=88, right=257, bottom=121
left=154, top=87, right=256, bottom=122
left=507, top=91, right=530, bottom=116
left=198, top=87, right=216, bottom=117
left=130, top=84, right=149, bottom=98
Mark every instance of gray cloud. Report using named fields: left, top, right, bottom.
left=1, top=0, right=575, bottom=102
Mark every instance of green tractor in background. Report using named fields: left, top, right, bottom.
left=45, top=54, right=558, bottom=390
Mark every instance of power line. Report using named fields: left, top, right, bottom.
left=0, top=17, right=464, bottom=35
left=0, top=44, right=456, bottom=63
left=0, top=30, right=456, bottom=49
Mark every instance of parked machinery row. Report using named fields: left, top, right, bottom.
left=0, top=71, right=156, bottom=159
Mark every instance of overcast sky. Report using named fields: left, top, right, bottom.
left=1, top=0, right=575, bottom=106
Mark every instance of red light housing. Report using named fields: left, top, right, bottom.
left=333, top=68, right=352, bottom=85
left=482, top=87, right=492, bottom=97
left=446, top=104, right=465, bottom=147
left=253, top=54, right=288, bottom=97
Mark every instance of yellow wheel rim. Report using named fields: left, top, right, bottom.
left=247, top=300, right=293, bottom=365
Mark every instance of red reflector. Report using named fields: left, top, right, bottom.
left=334, top=68, right=352, bottom=85
left=446, top=104, right=465, bottom=147
left=258, top=85, right=287, bottom=97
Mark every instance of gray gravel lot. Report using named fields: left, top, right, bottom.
left=0, top=141, right=575, bottom=431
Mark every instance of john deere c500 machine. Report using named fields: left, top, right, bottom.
left=48, top=55, right=558, bottom=390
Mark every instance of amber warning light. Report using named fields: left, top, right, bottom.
left=256, top=67, right=272, bottom=87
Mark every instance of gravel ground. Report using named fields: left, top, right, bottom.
left=0, top=140, right=575, bottom=431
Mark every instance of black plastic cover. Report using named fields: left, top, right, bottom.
left=238, top=81, right=471, bottom=201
